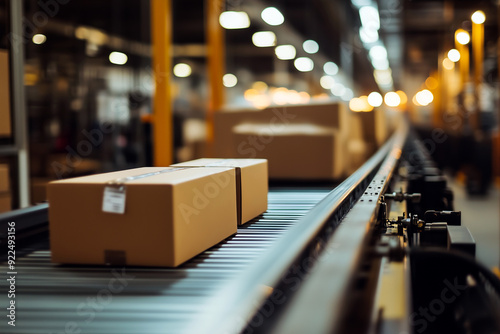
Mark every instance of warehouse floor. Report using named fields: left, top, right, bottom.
left=450, top=180, right=500, bottom=270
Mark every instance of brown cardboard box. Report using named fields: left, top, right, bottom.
left=350, top=108, right=388, bottom=146
left=48, top=167, right=237, bottom=267
left=171, top=158, right=268, bottom=224
left=214, top=102, right=350, bottom=158
left=233, top=124, right=344, bottom=180
left=0, top=192, right=12, bottom=213
left=0, top=164, right=9, bottom=193
left=31, top=177, right=52, bottom=204
left=346, top=140, right=377, bottom=174
left=0, top=49, right=12, bottom=137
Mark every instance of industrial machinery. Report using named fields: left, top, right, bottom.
left=1, top=124, right=499, bottom=334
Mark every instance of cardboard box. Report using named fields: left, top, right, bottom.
left=214, top=102, right=350, bottom=158
left=233, top=124, right=344, bottom=180
left=0, top=164, right=9, bottom=193
left=0, top=49, right=12, bottom=137
left=31, top=177, right=52, bottom=204
left=350, top=108, right=388, bottom=146
left=48, top=167, right=237, bottom=267
left=0, top=192, right=12, bottom=213
left=171, top=158, right=268, bottom=224
left=346, top=140, right=377, bottom=174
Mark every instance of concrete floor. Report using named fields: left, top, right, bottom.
left=450, top=181, right=500, bottom=270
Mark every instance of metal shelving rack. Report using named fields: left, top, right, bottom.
left=0, top=0, right=30, bottom=208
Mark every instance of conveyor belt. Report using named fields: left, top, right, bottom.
left=0, top=188, right=331, bottom=334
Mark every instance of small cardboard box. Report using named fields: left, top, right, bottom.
left=0, top=164, right=9, bottom=193
left=48, top=167, right=237, bottom=267
left=0, top=192, right=11, bottom=213
left=171, top=158, right=268, bottom=224
left=0, top=49, right=12, bottom=137
left=233, top=124, right=344, bottom=180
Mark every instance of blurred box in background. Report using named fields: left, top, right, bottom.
left=0, top=164, right=11, bottom=213
left=0, top=49, right=12, bottom=138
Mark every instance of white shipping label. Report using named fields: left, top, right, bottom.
left=102, top=186, right=126, bottom=214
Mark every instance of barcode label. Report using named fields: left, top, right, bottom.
left=102, top=187, right=126, bottom=214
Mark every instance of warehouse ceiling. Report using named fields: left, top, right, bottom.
left=19, top=0, right=499, bottom=95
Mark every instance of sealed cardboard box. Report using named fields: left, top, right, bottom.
left=0, top=49, right=12, bottom=137
left=233, top=124, right=344, bottom=180
left=48, top=167, right=237, bottom=267
left=351, top=108, right=388, bottom=146
left=172, top=158, right=268, bottom=224
left=0, top=164, right=9, bottom=193
left=0, top=192, right=11, bottom=213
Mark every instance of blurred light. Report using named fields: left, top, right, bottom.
left=244, top=89, right=259, bottom=101
left=448, top=49, right=460, bottom=62
left=359, top=26, right=379, bottom=44
left=252, top=31, right=277, bottom=47
left=299, top=92, right=311, bottom=103
left=372, top=58, right=389, bottom=70
left=303, top=40, right=319, bottom=54
left=360, top=95, right=374, bottom=111
left=261, top=7, right=284, bottom=26
left=384, top=92, right=401, bottom=107
left=173, top=63, right=191, bottom=77
left=412, top=94, right=421, bottom=106
left=275, top=45, right=296, bottom=60
left=294, top=57, right=314, bottom=72
left=252, top=81, right=269, bottom=92
left=374, top=69, right=393, bottom=85
left=288, top=90, right=302, bottom=104
left=272, top=87, right=288, bottom=105
left=352, top=0, right=372, bottom=8
left=471, top=10, right=485, bottom=24
left=350, top=98, right=363, bottom=112
left=320, top=76, right=335, bottom=89
left=396, top=90, right=407, bottom=105
left=342, top=88, right=354, bottom=102
left=253, top=96, right=271, bottom=109
left=369, top=45, right=387, bottom=60
left=442, top=58, right=454, bottom=70
left=219, top=11, right=250, bottom=29
left=359, top=6, right=380, bottom=30
left=323, top=62, right=339, bottom=75
left=367, top=92, right=383, bottom=107
left=331, top=83, right=346, bottom=96
left=456, top=30, right=470, bottom=45
left=75, top=26, right=88, bottom=39
left=223, top=73, right=237, bottom=87
left=32, top=34, right=46, bottom=45
left=109, top=51, right=128, bottom=65
left=425, top=77, right=438, bottom=90
left=416, top=89, right=433, bottom=106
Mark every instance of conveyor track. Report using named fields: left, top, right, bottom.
left=0, top=188, right=331, bottom=334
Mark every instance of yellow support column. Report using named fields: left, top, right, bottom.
left=151, top=0, right=173, bottom=166
left=206, top=0, right=226, bottom=153
left=455, top=29, right=470, bottom=90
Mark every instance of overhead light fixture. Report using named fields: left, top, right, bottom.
left=219, top=11, right=250, bottom=29
left=252, top=31, right=277, bottom=47
left=372, top=58, right=389, bottom=70
left=223, top=73, right=238, bottom=87
left=471, top=10, right=485, bottom=24
left=32, top=34, right=47, bottom=45
left=455, top=30, right=470, bottom=45
left=323, top=62, right=339, bottom=75
left=261, top=7, right=284, bottom=26
left=294, top=57, right=314, bottom=72
left=109, top=51, right=128, bottom=65
left=415, top=89, right=434, bottom=106
left=369, top=45, right=387, bottom=60
left=303, top=40, right=319, bottom=54
left=374, top=69, right=393, bottom=86
left=447, top=49, right=460, bottom=62
left=275, top=45, right=296, bottom=60
left=367, top=92, right=383, bottom=107
left=331, top=83, right=346, bottom=96
left=342, top=88, right=354, bottom=101
left=359, top=6, right=380, bottom=30
left=442, top=58, right=454, bottom=70
left=173, top=63, right=192, bottom=77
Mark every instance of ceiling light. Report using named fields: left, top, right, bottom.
left=261, top=7, right=284, bottom=26
left=471, top=10, right=485, bottom=24
left=303, top=40, right=319, bottom=54
left=323, top=62, right=339, bottom=75
left=442, top=58, right=454, bottom=70
left=359, top=6, right=380, bottom=30
left=342, top=88, right=354, bottom=101
left=331, top=83, right=346, bottom=96
left=294, top=57, right=314, bottom=72
left=223, top=73, right=237, bottom=87
left=416, top=89, right=434, bottom=106
left=109, top=51, right=128, bottom=65
left=372, top=58, right=389, bottom=70
left=384, top=92, right=401, bottom=107
left=369, top=45, right=387, bottom=60
left=396, top=90, right=408, bottom=105
left=367, top=92, right=383, bottom=107
left=425, top=77, right=438, bottom=90
left=252, top=31, right=277, bottom=47
left=275, top=45, right=296, bottom=60
left=455, top=30, right=470, bottom=45
left=219, top=11, right=250, bottom=29
left=359, top=26, right=378, bottom=44
left=173, top=63, right=191, bottom=77
left=320, top=76, right=335, bottom=89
